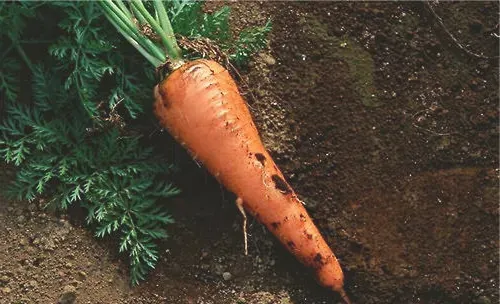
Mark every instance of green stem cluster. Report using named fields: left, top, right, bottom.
left=99, top=0, right=183, bottom=68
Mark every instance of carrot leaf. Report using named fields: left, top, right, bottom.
left=0, top=1, right=179, bottom=286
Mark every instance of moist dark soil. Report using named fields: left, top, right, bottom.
left=1, top=2, right=498, bottom=304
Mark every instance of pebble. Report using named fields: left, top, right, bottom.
left=17, top=215, right=26, bottom=224
left=58, top=285, right=77, bottom=304
left=259, top=53, right=276, bottom=66
left=33, top=238, right=40, bottom=245
left=77, top=271, right=87, bottom=281
left=19, top=238, right=28, bottom=246
left=27, top=280, right=37, bottom=289
left=222, top=272, right=232, bottom=281
left=0, top=275, right=10, bottom=285
left=1, top=287, right=12, bottom=294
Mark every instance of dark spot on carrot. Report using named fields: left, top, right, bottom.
left=255, top=153, right=266, bottom=166
left=311, top=253, right=326, bottom=270
left=271, top=174, right=291, bottom=194
left=271, top=222, right=281, bottom=229
left=287, top=241, right=296, bottom=250
left=300, top=214, right=306, bottom=222
left=283, top=216, right=289, bottom=222
left=314, top=253, right=323, bottom=264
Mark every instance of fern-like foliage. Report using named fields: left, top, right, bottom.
left=0, top=1, right=36, bottom=104
left=0, top=63, right=179, bottom=284
left=49, top=1, right=152, bottom=119
left=0, top=57, right=21, bottom=104
left=0, top=1, right=177, bottom=285
left=170, top=0, right=272, bottom=65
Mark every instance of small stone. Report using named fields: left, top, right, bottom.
left=77, top=271, right=87, bottom=281
left=213, top=263, right=224, bottom=275
left=222, top=272, right=232, bottom=281
left=1, top=287, right=12, bottom=294
left=58, top=285, right=77, bottom=304
left=65, top=262, right=73, bottom=269
left=17, top=215, right=26, bottom=224
left=0, top=275, right=10, bottom=285
left=259, top=53, right=276, bottom=66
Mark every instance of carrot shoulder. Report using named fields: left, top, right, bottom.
left=154, top=59, right=347, bottom=298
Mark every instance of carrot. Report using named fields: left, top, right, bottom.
left=153, top=59, right=350, bottom=303
left=100, top=1, right=350, bottom=301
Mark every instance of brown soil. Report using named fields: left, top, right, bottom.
left=1, top=2, right=498, bottom=304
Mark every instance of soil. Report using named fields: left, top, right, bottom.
left=1, top=2, right=499, bottom=304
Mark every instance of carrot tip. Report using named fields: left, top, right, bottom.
left=339, top=288, right=352, bottom=304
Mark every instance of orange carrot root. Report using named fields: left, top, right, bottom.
left=154, top=59, right=348, bottom=297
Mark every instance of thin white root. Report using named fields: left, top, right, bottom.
left=235, top=197, right=248, bottom=256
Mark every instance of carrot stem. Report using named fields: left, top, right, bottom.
left=153, top=0, right=176, bottom=43
left=129, top=4, right=147, bottom=25
left=100, top=0, right=166, bottom=63
left=130, top=0, right=182, bottom=64
left=101, top=4, right=163, bottom=67
left=114, top=0, right=132, bottom=20
left=100, top=0, right=185, bottom=68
